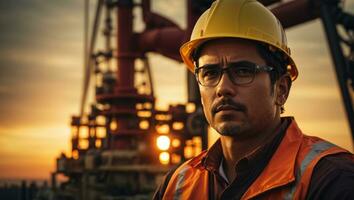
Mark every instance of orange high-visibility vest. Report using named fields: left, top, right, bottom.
left=162, top=120, right=350, bottom=200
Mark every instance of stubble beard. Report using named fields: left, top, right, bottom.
left=215, top=122, right=244, bottom=137
left=210, top=111, right=250, bottom=138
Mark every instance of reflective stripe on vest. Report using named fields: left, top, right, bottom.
left=284, top=141, right=336, bottom=200
left=174, top=165, right=190, bottom=200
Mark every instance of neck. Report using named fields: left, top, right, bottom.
left=220, top=117, right=282, bottom=182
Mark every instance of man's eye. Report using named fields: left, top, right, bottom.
left=232, top=67, right=254, bottom=76
left=201, top=68, right=219, bottom=78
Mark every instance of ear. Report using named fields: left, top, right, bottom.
left=275, top=74, right=292, bottom=107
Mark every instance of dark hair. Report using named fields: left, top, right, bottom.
left=256, top=44, right=289, bottom=114
left=191, top=41, right=209, bottom=69
left=255, top=44, right=288, bottom=85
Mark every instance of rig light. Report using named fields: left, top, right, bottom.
left=159, top=152, right=170, bottom=165
left=172, top=139, right=181, bottom=148
left=72, top=150, right=79, bottom=160
left=156, top=135, right=170, bottom=151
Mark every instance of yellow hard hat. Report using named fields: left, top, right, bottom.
left=180, top=0, right=298, bottom=81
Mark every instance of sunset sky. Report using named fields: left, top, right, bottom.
left=0, top=0, right=353, bottom=181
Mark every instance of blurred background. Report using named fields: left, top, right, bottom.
left=0, top=0, right=353, bottom=199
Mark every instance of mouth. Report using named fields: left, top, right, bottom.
left=215, top=104, right=243, bottom=113
left=212, top=99, right=247, bottom=116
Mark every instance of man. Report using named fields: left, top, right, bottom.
left=154, top=0, right=354, bottom=199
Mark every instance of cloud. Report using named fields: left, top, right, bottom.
left=0, top=47, right=82, bottom=128
left=0, top=0, right=86, bottom=129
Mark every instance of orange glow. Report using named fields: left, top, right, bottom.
left=159, top=152, right=170, bottom=165
left=79, top=127, right=89, bottom=138
left=0, top=160, right=53, bottom=180
left=89, top=128, right=95, bottom=137
left=96, top=116, right=106, bottom=125
left=171, top=153, right=181, bottom=164
left=156, top=124, right=170, bottom=134
left=184, top=146, right=194, bottom=159
left=139, top=120, right=150, bottom=129
left=96, top=127, right=106, bottom=138
left=136, top=103, right=143, bottom=110
left=138, top=111, right=152, bottom=117
left=156, top=135, right=170, bottom=150
left=183, top=137, right=203, bottom=158
left=95, top=139, right=102, bottom=148
left=172, top=122, right=184, bottom=130
left=186, top=103, right=196, bottom=113
left=155, top=114, right=171, bottom=121
left=143, top=102, right=152, bottom=109
left=72, top=150, right=79, bottom=160
left=172, top=139, right=181, bottom=148
left=193, top=137, right=202, bottom=155
left=110, top=119, right=118, bottom=130
left=79, top=139, right=89, bottom=150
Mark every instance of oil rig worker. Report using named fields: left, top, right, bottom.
left=154, top=0, right=354, bottom=199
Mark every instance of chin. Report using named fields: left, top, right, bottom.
left=215, top=122, right=243, bottom=137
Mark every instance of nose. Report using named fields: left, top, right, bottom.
left=216, top=72, right=236, bottom=98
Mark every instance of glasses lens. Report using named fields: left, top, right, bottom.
left=228, top=62, right=256, bottom=85
left=197, top=65, right=221, bottom=86
left=196, top=61, right=264, bottom=86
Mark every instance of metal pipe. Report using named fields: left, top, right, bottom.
left=142, top=57, right=154, bottom=97
left=138, top=27, right=185, bottom=61
left=116, top=0, right=135, bottom=92
left=320, top=2, right=354, bottom=145
left=141, top=0, right=151, bottom=23
left=113, top=0, right=137, bottom=140
left=271, top=0, right=318, bottom=29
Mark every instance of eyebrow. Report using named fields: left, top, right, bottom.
left=199, top=63, right=219, bottom=68
left=199, top=60, right=254, bottom=68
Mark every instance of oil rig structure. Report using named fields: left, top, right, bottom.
left=44, top=0, right=354, bottom=200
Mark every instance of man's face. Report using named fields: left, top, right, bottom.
left=197, top=39, right=280, bottom=139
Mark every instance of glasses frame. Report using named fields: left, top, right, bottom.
left=194, top=61, right=274, bottom=87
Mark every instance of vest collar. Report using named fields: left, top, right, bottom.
left=242, top=118, right=303, bottom=199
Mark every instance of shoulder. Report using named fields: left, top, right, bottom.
left=153, top=167, right=178, bottom=200
left=153, top=150, right=208, bottom=200
left=167, top=150, right=208, bottom=181
left=169, top=150, right=208, bottom=173
left=315, top=152, right=354, bottom=172
left=307, top=153, right=354, bottom=200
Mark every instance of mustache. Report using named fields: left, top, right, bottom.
left=211, top=98, right=247, bottom=114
